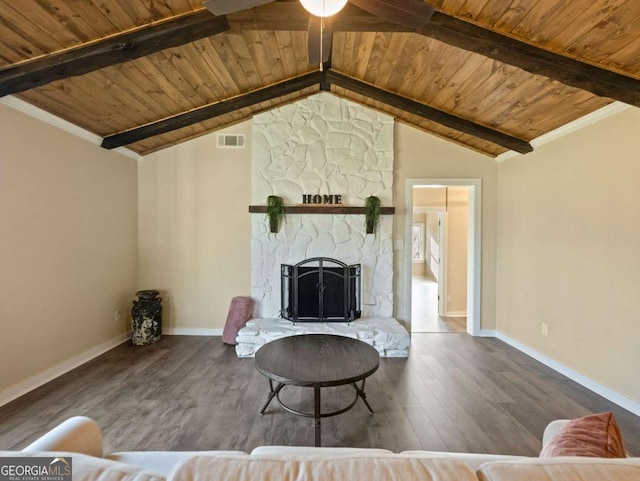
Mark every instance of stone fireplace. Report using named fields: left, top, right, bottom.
left=250, top=93, right=394, bottom=318
left=238, top=93, right=410, bottom=358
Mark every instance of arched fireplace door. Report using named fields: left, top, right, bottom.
left=281, top=257, right=361, bottom=322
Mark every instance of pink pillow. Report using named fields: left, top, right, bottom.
left=222, top=296, right=254, bottom=345
left=540, top=412, right=626, bottom=458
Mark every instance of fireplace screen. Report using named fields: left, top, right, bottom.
left=281, top=257, right=361, bottom=322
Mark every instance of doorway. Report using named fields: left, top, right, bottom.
left=404, top=179, right=481, bottom=335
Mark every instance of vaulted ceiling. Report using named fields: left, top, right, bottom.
left=1, top=0, right=639, bottom=157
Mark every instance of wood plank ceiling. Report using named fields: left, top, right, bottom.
left=0, top=0, right=638, bottom=157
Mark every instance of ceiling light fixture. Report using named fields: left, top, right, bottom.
left=300, top=0, right=348, bottom=17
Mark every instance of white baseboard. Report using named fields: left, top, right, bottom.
left=162, top=328, right=223, bottom=336
left=495, top=332, right=640, bottom=417
left=0, top=332, right=130, bottom=408
left=475, top=329, right=497, bottom=337
left=445, top=311, right=467, bottom=317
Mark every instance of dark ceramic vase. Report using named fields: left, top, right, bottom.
left=132, top=290, right=162, bottom=346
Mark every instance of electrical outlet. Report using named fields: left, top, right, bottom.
left=115, top=310, right=122, bottom=322
left=447, top=295, right=451, bottom=302
left=541, top=323, right=549, bottom=336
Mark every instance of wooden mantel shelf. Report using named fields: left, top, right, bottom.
left=248, top=205, right=395, bottom=215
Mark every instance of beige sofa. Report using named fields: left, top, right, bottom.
left=2, top=416, right=639, bottom=480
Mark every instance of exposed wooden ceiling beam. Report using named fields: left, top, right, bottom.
left=0, top=11, right=229, bottom=97
left=420, top=12, right=640, bottom=107
left=326, top=70, right=533, bottom=154
left=101, top=71, right=323, bottom=149
left=232, top=4, right=640, bottom=106
left=102, top=67, right=531, bottom=154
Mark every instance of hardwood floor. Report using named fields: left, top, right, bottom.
left=0, top=333, right=639, bottom=456
left=411, top=277, right=466, bottom=333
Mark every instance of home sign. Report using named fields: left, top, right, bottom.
left=301, top=194, right=343, bottom=205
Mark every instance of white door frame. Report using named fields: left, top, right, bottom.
left=412, top=206, right=446, bottom=315
left=405, top=178, right=482, bottom=335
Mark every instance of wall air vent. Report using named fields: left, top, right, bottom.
left=217, top=133, right=246, bottom=149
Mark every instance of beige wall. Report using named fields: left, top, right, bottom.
left=395, top=123, right=498, bottom=329
left=0, top=103, right=138, bottom=395
left=138, top=124, right=252, bottom=331
left=496, top=107, right=640, bottom=403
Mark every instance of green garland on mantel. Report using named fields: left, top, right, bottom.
left=266, top=195, right=285, bottom=233
left=365, top=196, right=381, bottom=234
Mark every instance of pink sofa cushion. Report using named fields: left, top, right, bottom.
left=222, top=296, right=254, bottom=345
left=539, top=412, right=626, bottom=458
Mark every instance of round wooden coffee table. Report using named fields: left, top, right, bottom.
left=255, top=334, right=380, bottom=447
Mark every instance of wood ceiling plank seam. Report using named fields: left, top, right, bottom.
left=241, top=30, right=277, bottom=87
left=457, top=0, right=492, bottom=21
left=112, top=1, right=159, bottom=26
left=55, top=0, right=127, bottom=38
left=161, top=46, right=221, bottom=106
left=331, top=32, right=348, bottom=74
left=0, top=1, right=67, bottom=61
left=416, top=47, right=475, bottom=104
left=474, top=0, right=514, bottom=27
left=577, top=12, right=640, bottom=73
left=547, top=0, right=627, bottom=54
left=80, top=71, right=165, bottom=127
left=426, top=54, right=489, bottom=109
left=180, top=40, right=234, bottom=101
left=327, top=70, right=532, bottom=153
left=354, top=32, right=377, bottom=79
left=200, top=36, right=252, bottom=95
left=290, top=31, right=311, bottom=75
left=35, top=0, right=104, bottom=43
left=563, top=0, right=640, bottom=60
left=509, top=0, right=568, bottom=44
left=101, top=71, right=323, bottom=149
left=398, top=36, right=456, bottom=99
left=517, top=0, right=622, bottom=50
left=258, top=30, right=287, bottom=82
left=362, top=32, right=392, bottom=84
left=599, top=30, right=640, bottom=74
left=137, top=0, right=176, bottom=19
left=372, top=32, right=412, bottom=88
left=148, top=50, right=207, bottom=109
left=449, top=64, right=535, bottom=123
left=479, top=76, right=567, bottom=133
left=82, top=0, right=139, bottom=32
left=0, top=24, right=49, bottom=66
left=2, top=0, right=83, bottom=47
left=134, top=55, right=202, bottom=112
left=274, top=30, right=298, bottom=78
left=437, top=57, right=513, bottom=115
left=224, top=31, right=265, bottom=89
left=84, top=70, right=165, bottom=127
left=442, top=0, right=469, bottom=16
left=99, top=62, right=181, bottom=120
left=128, top=57, right=197, bottom=114
left=493, top=0, right=544, bottom=33
left=385, top=33, right=431, bottom=94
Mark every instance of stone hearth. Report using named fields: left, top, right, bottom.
left=235, top=317, right=410, bottom=358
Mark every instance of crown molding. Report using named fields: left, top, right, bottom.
left=495, top=101, right=632, bottom=163
left=0, top=95, right=141, bottom=161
